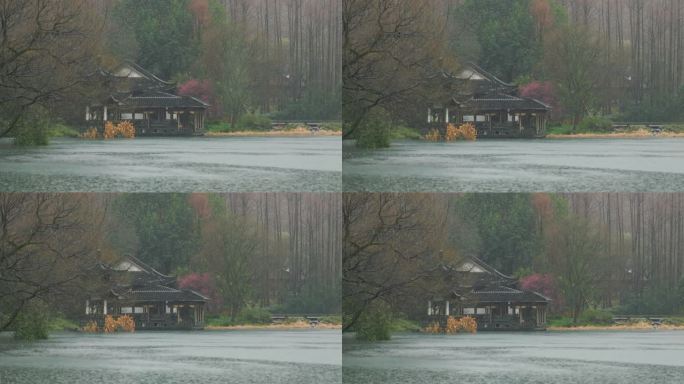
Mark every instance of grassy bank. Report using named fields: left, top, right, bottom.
left=206, top=315, right=342, bottom=330
left=548, top=315, right=684, bottom=331
left=547, top=124, right=684, bottom=139
left=206, top=127, right=341, bottom=137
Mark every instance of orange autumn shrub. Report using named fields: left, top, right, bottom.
left=117, top=121, right=136, bottom=138
left=445, top=316, right=477, bottom=334
left=423, top=316, right=478, bottom=334
left=444, top=123, right=459, bottom=141
left=103, top=121, right=136, bottom=139
left=456, top=123, right=477, bottom=141
left=82, top=321, right=99, bottom=333
left=103, top=121, right=117, bottom=139
left=117, top=315, right=136, bottom=332
left=424, top=128, right=441, bottom=141
left=103, top=315, right=118, bottom=333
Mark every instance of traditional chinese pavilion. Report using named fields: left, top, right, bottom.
left=427, top=256, right=550, bottom=331
left=426, top=63, right=551, bottom=138
left=85, top=62, right=208, bottom=136
left=82, top=255, right=208, bottom=330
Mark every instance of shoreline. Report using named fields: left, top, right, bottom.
left=548, top=322, right=684, bottom=331
left=547, top=129, right=684, bottom=139
left=205, top=129, right=341, bottom=137
left=206, top=321, right=341, bottom=330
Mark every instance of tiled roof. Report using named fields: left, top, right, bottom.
left=458, top=93, right=550, bottom=111
left=113, top=91, right=208, bottom=108
left=470, top=286, right=550, bottom=303
left=112, top=284, right=208, bottom=303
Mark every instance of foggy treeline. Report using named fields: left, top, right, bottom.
left=343, top=193, right=684, bottom=331
left=0, top=193, right=341, bottom=332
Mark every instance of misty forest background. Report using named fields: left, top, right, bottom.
left=344, top=193, right=684, bottom=337
left=0, top=193, right=341, bottom=338
left=0, top=0, right=341, bottom=144
left=344, top=0, right=684, bottom=146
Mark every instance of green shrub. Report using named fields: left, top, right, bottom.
left=578, top=116, right=612, bottom=132
left=390, top=125, right=421, bottom=140
left=47, top=315, right=78, bottom=331
left=236, top=113, right=272, bottom=131
left=206, top=315, right=234, bottom=326
left=547, top=317, right=574, bottom=327
left=546, top=124, right=574, bottom=135
left=13, top=301, right=50, bottom=341
left=320, top=315, right=342, bottom=325
left=321, top=122, right=342, bottom=132
left=237, top=306, right=272, bottom=324
left=354, top=109, right=392, bottom=149
left=13, top=116, right=50, bottom=146
left=579, top=308, right=613, bottom=324
left=354, top=302, right=393, bottom=341
left=48, top=123, right=79, bottom=138
left=206, top=121, right=235, bottom=132
left=390, top=317, right=421, bottom=332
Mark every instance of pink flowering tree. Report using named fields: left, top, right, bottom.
left=519, top=81, right=562, bottom=121
left=177, top=79, right=221, bottom=119
left=520, top=273, right=563, bottom=313
left=178, top=272, right=222, bottom=314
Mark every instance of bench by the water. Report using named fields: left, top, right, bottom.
left=271, top=121, right=323, bottom=132
left=611, top=122, right=666, bottom=134
left=612, top=315, right=666, bottom=326
left=270, top=314, right=322, bottom=327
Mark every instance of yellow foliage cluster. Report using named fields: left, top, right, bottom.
left=103, top=121, right=136, bottom=139
left=424, top=123, right=477, bottom=142
left=424, top=128, right=441, bottom=141
left=103, top=315, right=118, bottom=333
left=80, top=127, right=99, bottom=139
left=117, top=315, right=136, bottom=332
left=103, top=315, right=136, bottom=333
left=445, top=123, right=477, bottom=141
left=423, top=316, right=478, bottom=334
left=116, top=121, right=136, bottom=138
left=103, top=121, right=116, bottom=139
left=445, top=316, right=477, bottom=334
left=82, top=321, right=99, bottom=333
left=456, top=123, right=477, bottom=141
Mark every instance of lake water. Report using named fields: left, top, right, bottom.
left=343, top=331, right=684, bottom=384
left=343, top=138, right=684, bottom=192
left=0, top=137, right=341, bottom=192
left=0, top=330, right=341, bottom=384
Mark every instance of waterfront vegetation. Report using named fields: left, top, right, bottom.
left=0, top=194, right=341, bottom=341
left=344, top=0, right=684, bottom=147
left=344, top=194, right=684, bottom=341
left=1, top=1, right=340, bottom=146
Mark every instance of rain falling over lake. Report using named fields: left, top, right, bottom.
left=0, top=137, right=341, bottom=192
left=0, top=330, right=341, bottom=384
left=343, top=138, right=684, bottom=192
left=343, top=331, right=684, bottom=384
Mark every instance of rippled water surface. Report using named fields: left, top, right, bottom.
left=0, top=330, right=341, bottom=384
left=343, top=331, right=684, bottom=384
left=0, top=137, right=341, bottom=192
left=343, top=138, right=684, bottom=191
